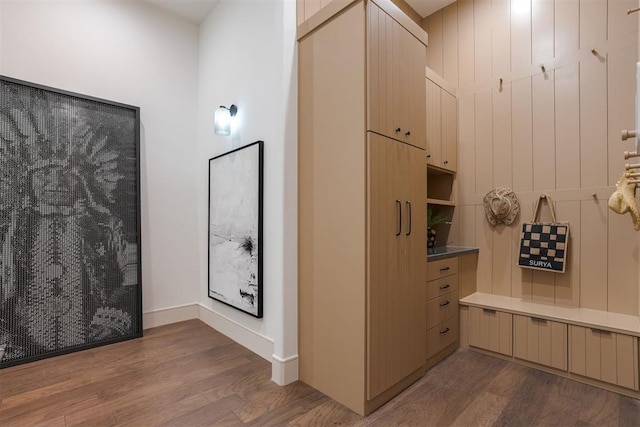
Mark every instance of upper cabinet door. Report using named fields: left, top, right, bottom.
left=367, top=2, right=426, bottom=150
left=426, top=78, right=442, bottom=166
left=400, top=30, right=426, bottom=150
left=441, top=90, right=457, bottom=172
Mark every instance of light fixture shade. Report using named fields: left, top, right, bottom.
left=214, top=104, right=237, bottom=136
left=214, top=106, right=231, bottom=136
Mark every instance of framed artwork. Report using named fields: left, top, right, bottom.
left=208, top=141, right=263, bottom=318
left=0, top=76, right=142, bottom=367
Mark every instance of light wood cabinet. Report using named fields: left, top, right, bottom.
left=425, top=69, right=457, bottom=172
left=569, top=325, right=639, bottom=391
left=367, top=133, right=426, bottom=400
left=425, top=256, right=459, bottom=367
left=468, top=306, right=513, bottom=356
left=514, top=315, right=567, bottom=371
left=368, top=1, right=426, bottom=149
left=298, top=0, right=428, bottom=416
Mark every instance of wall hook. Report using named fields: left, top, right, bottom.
left=540, top=64, right=546, bottom=73
left=591, top=48, right=598, bottom=56
left=628, top=6, right=640, bottom=15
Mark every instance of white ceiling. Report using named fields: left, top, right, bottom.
left=404, top=0, right=457, bottom=18
left=143, top=0, right=221, bottom=24
left=143, top=0, right=454, bottom=25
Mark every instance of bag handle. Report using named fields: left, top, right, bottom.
left=531, top=193, right=557, bottom=223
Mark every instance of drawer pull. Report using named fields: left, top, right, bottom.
left=591, top=328, right=612, bottom=335
left=482, top=308, right=496, bottom=314
left=439, top=301, right=450, bottom=307
left=439, top=266, right=450, bottom=272
left=532, top=317, right=547, bottom=323
left=439, top=327, right=450, bottom=334
left=439, top=284, right=450, bottom=290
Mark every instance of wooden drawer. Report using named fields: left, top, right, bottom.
left=426, top=275, right=458, bottom=300
left=427, top=291, right=458, bottom=329
left=514, top=315, right=567, bottom=371
left=427, top=316, right=458, bottom=359
left=427, top=257, right=458, bottom=281
left=468, top=307, right=512, bottom=356
left=569, top=325, right=639, bottom=391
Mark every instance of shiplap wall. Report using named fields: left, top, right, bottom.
left=424, top=0, right=640, bottom=316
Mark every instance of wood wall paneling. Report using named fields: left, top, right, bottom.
left=607, top=207, right=639, bottom=316
left=442, top=3, right=459, bottom=85
left=427, top=10, right=444, bottom=77
left=554, top=0, right=579, bottom=59
left=458, top=204, right=477, bottom=247
left=475, top=89, right=493, bottom=196
left=554, top=200, right=581, bottom=307
left=532, top=70, right=556, bottom=191
left=457, top=93, right=476, bottom=202
left=608, top=0, right=639, bottom=46
left=493, top=84, right=512, bottom=188
left=579, top=54, right=608, bottom=189
left=510, top=0, right=532, bottom=74
left=580, top=0, right=607, bottom=50
left=476, top=205, right=493, bottom=294
left=608, top=45, right=638, bottom=187
left=492, top=0, right=511, bottom=78
left=512, top=201, right=533, bottom=300
left=492, top=225, right=512, bottom=297
left=474, top=0, right=492, bottom=83
left=554, top=63, right=580, bottom=190
left=511, top=77, right=534, bottom=193
left=424, top=0, right=639, bottom=318
left=457, top=0, right=475, bottom=87
left=579, top=200, right=608, bottom=311
left=531, top=0, right=554, bottom=65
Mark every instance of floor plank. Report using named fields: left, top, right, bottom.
left=1, top=319, right=639, bottom=426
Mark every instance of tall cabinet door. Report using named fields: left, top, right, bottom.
left=402, top=142, right=428, bottom=369
left=367, top=133, right=426, bottom=400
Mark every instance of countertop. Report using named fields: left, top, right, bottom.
left=427, top=246, right=479, bottom=260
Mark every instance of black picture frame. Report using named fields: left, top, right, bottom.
left=208, top=141, right=264, bottom=318
left=0, top=76, right=142, bottom=368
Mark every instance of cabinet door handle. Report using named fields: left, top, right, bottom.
left=439, top=300, right=450, bottom=307
left=482, top=308, right=496, bottom=314
left=532, top=317, right=547, bottom=324
left=591, top=328, right=612, bottom=335
left=439, top=266, right=450, bottom=272
left=396, top=200, right=402, bottom=236
left=444, top=160, right=449, bottom=165
left=405, top=131, right=411, bottom=137
left=427, top=154, right=431, bottom=158
left=406, top=201, right=412, bottom=236
left=439, top=327, right=450, bottom=334
left=439, top=284, right=450, bottom=290
left=395, top=128, right=402, bottom=133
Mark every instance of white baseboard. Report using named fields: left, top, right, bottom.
left=142, top=303, right=199, bottom=329
left=197, top=303, right=274, bottom=362
left=271, top=353, right=299, bottom=385
left=143, top=303, right=298, bottom=385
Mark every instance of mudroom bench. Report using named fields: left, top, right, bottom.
left=459, top=292, right=640, bottom=397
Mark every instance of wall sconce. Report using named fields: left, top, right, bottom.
left=214, top=104, right=238, bottom=136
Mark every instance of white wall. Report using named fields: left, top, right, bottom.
left=197, top=0, right=298, bottom=384
left=0, top=0, right=202, bottom=315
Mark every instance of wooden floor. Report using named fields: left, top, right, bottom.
left=2, top=320, right=640, bottom=426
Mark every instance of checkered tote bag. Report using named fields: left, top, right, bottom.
left=518, top=194, right=569, bottom=273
